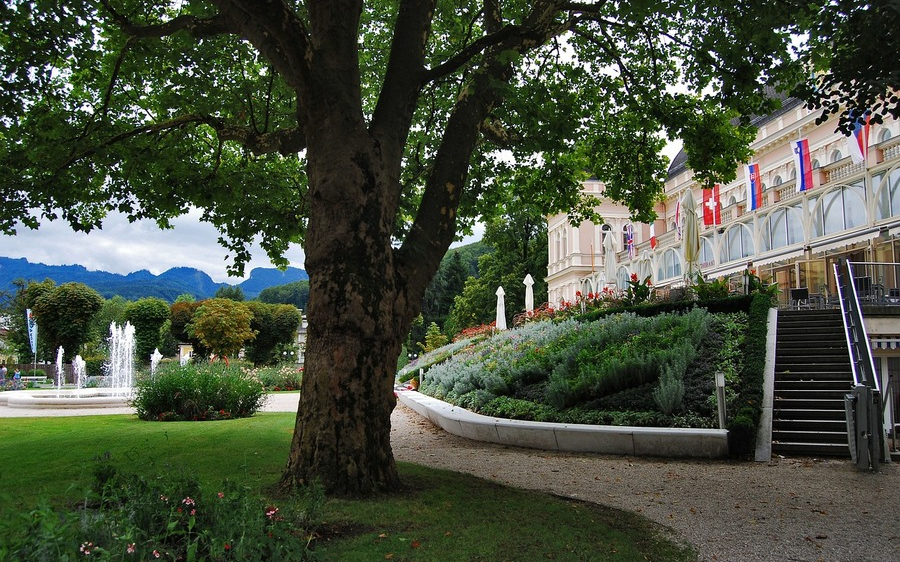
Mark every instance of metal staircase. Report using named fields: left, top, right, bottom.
left=772, top=309, right=853, bottom=457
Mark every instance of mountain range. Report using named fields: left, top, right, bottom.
left=0, top=256, right=308, bottom=301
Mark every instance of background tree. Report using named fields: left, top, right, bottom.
left=124, top=297, right=171, bottom=363
left=169, top=300, right=208, bottom=360
left=244, top=301, right=302, bottom=366
left=30, top=282, right=103, bottom=362
left=447, top=205, right=548, bottom=335
left=186, top=298, right=256, bottom=364
left=257, top=281, right=310, bottom=310
left=214, top=285, right=246, bottom=301
left=0, top=1, right=865, bottom=494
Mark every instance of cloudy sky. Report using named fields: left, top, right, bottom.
left=1, top=207, right=485, bottom=284
left=1, top=209, right=306, bottom=283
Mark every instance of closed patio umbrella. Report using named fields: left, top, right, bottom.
left=681, top=189, right=700, bottom=279
left=603, top=231, right=618, bottom=288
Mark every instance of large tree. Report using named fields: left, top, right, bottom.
left=0, top=1, right=882, bottom=494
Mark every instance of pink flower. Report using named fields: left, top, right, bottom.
left=182, top=497, right=195, bottom=506
left=80, top=542, right=94, bottom=555
left=153, top=550, right=161, bottom=559
left=217, top=492, right=225, bottom=498
left=265, top=506, right=279, bottom=519
left=126, top=543, right=136, bottom=554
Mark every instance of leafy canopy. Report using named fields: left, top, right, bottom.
left=0, top=0, right=861, bottom=273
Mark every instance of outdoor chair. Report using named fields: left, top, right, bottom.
left=789, top=287, right=810, bottom=309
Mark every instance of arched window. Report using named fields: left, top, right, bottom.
left=830, top=149, right=843, bottom=163
left=657, top=248, right=683, bottom=281
left=622, top=225, right=629, bottom=248
left=699, top=237, right=715, bottom=267
left=879, top=129, right=892, bottom=143
left=811, top=159, right=820, bottom=169
left=760, top=205, right=804, bottom=252
left=773, top=175, right=783, bottom=186
left=554, top=232, right=560, bottom=262
left=810, top=183, right=867, bottom=237
left=562, top=229, right=568, bottom=258
left=719, top=223, right=755, bottom=263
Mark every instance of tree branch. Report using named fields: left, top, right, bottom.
left=99, top=0, right=234, bottom=38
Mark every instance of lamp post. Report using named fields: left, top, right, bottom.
left=715, top=371, right=727, bottom=429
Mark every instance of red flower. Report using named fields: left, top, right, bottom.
left=630, top=273, right=638, bottom=282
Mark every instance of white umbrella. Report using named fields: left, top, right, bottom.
left=523, top=274, right=535, bottom=312
left=603, top=231, right=618, bottom=288
left=495, top=286, right=507, bottom=330
left=681, top=189, right=700, bottom=279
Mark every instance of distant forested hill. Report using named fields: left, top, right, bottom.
left=0, top=256, right=308, bottom=301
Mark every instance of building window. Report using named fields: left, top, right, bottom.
left=830, top=149, right=843, bottom=163
left=699, top=237, right=715, bottom=267
left=760, top=205, right=804, bottom=251
left=657, top=248, right=682, bottom=281
left=719, top=223, right=755, bottom=263
left=554, top=232, right=560, bottom=262
left=879, top=129, right=892, bottom=143
left=811, top=183, right=867, bottom=237
left=773, top=175, right=783, bottom=186
left=876, top=169, right=900, bottom=220
left=811, top=159, right=820, bottom=169
left=562, top=229, right=568, bottom=258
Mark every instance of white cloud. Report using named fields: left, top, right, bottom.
left=1, top=210, right=306, bottom=283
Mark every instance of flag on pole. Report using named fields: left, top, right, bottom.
left=625, top=224, right=635, bottom=259
left=702, top=185, right=721, bottom=226
left=649, top=223, right=657, bottom=249
left=26, top=309, right=38, bottom=354
left=793, top=138, right=814, bottom=191
left=847, top=110, right=870, bottom=165
left=746, top=163, right=762, bottom=210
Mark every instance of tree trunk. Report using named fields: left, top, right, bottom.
left=279, top=120, right=421, bottom=495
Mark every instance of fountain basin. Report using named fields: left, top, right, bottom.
left=0, top=389, right=133, bottom=409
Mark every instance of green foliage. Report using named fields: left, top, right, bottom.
left=692, top=274, right=730, bottom=300
left=133, top=362, right=266, bottom=422
left=726, top=293, right=772, bottom=457
left=214, top=285, right=246, bottom=301
left=187, top=299, right=256, bottom=362
left=446, top=206, right=547, bottom=335
left=1, top=459, right=320, bottom=561
left=420, top=322, right=449, bottom=353
left=31, top=282, right=104, bottom=361
left=124, top=297, right=170, bottom=364
left=248, top=364, right=303, bottom=391
left=243, top=302, right=301, bottom=366
left=257, top=280, right=309, bottom=310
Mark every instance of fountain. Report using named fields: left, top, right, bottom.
left=106, top=321, right=136, bottom=394
left=0, top=321, right=137, bottom=410
left=55, top=346, right=65, bottom=394
left=150, top=348, right=163, bottom=376
left=73, top=355, right=86, bottom=389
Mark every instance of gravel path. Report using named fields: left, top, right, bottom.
left=3, top=394, right=897, bottom=561
left=390, top=405, right=899, bottom=562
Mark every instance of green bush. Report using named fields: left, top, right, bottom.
left=1, top=457, right=320, bottom=561
left=248, top=365, right=303, bottom=391
left=133, top=362, right=266, bottom=421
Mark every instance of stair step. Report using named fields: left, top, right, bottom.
left=772, top=408, right=846, bottom=421
left=775, top=389, right=847, bottom=402
left=771, top=441, right=850, bottom=457
left=775, top=381, right=852, bottom=392
left=771, top=418, right=847, bottom=431
left=771, top=430, right=848, bottom=444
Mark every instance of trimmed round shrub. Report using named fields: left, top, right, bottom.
left=133, top=362, right=266, bottom=421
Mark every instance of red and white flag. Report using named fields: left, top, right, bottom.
left=703, top=185, right=721, bottom=226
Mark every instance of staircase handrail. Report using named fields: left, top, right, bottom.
left=833, top=260, right=881, bottom=392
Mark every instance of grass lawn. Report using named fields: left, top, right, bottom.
left=0, top=414, right=695, bottom=561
